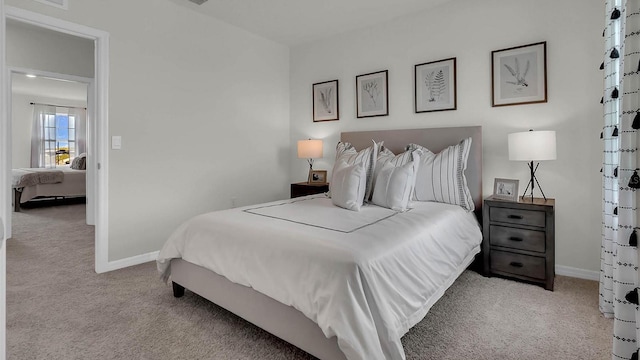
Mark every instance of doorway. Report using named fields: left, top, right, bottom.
left=2, top=6, right=110, bottom=273
left=1, top=7, right=110, bottom=358
left=6, top=16, right=95, bottom=231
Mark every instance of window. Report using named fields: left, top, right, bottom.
left=42, top=112, right=77, bottom=168
left=32, top=104, right=86, bottom=169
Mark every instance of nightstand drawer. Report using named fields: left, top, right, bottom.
left=490, top=250, right=546, bottom=280
left=489, top=225, right=546, bottom=253
left=490, top=207, right=545, bottom=228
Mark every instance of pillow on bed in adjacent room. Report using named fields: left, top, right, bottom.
left=371, top=152, right=420, bottom=212
left=331, top=159, right=367, bottom=211
left=70, top=153, right=87, bottom=170
left=331, top=140, right=379, bottom=203
left=407, top=137, right=474, bottom=212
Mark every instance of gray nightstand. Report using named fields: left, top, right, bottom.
left=482, top=196, right=555, bottom=290
left=290, top=182, right=329, bottom=198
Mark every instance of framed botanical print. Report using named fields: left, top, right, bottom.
left=313, top=80, right=339, bottom=122
left=356, top=70, right=388, bottom=118
left=415, top=57, right=457, bottom=113
left=492, top=41, right=547, bottom=107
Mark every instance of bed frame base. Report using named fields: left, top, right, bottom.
left=172, top=282, right=185, bottom=298
left=12, top=187, right=85, bottom=212
left=170, top=258, right=347, bottom=360
left=13, top=188, right=22, bottom=212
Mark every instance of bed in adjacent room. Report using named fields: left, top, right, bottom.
left=157, top=126, right=483, bottom=360
left=11, top=165, right=86, bottom=212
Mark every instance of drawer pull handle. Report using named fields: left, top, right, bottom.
left=509, top=261, right=524, bottom=268
left=508, top=236, right=523, bottom=242
left=508, top=215, right=523, bottom=220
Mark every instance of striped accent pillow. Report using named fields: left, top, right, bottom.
left=332, top=140, right=379, bottom=203
left=407, top=137, right=474, bottom=211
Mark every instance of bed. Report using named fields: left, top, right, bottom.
left=157, top=126, right=483, bottom=360
left=11, top=166, right=86, bottom=212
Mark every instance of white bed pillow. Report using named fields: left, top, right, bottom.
left=331, top=159, right=367, bottom=211
left=332, top=140, right=379, bottom=203
left=371, top=153, right=420, bottom=212
left=372, top=147, right=417, bottom=198
left=407, top=137, right=474, bottom=212
left=70, top=153, right=87, bottom=170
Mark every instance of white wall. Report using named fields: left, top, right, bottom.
left=6, top=0, right=290, bottom=261
left=6, top=19, right=94, bottom=78
left=290, top=0, right=602, bottom=272
left=11, top=93, right=87, bottom=169
left=10, top=94, right=31, bottom=169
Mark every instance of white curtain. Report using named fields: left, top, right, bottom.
left=30, top=104, right=56, bottom=168
left=68, top=107, right=87, bottom=155
left=30, top=104, right=86, bottom=168
left=600, top=1, right=640, bottom=360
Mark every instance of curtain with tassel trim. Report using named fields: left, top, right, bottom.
left=600, top=1, right=640, bottom=360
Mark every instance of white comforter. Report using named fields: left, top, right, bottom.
left=157, top=195, right=482, bottom=360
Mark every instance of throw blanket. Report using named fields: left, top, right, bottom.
left=12, top=168, right=64, bottom=188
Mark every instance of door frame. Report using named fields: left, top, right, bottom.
left=0, top=1, right=6, bottom=358
left=1, top=6, right=112, bottom=357
left=1, top=6, right=111, bottom=274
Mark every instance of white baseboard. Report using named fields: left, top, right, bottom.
left=555, top=265, right=599, bottom=281
left=98, top=250, right=159, bottom=273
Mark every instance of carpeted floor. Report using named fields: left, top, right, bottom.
left=7, top=203, right=612, bottom=359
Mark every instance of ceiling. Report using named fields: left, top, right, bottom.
left=12, top=73, right=88, bottom=102
left=170, top=0, right=453, bottom=46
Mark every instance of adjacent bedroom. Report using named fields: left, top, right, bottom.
left=11, top=73, right=88, bottom=213
left=0, top=0, right=631, bottom=359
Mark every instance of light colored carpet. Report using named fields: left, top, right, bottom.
left=8, top=203, right=612, bottom=359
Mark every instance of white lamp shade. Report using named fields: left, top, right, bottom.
left=297, top=139, right=323, bottom=159
left=508, top=130, right=557, bottom=161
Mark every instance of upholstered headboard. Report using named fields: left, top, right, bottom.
left=340, top=126, right=483, bottom=217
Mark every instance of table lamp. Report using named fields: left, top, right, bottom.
left=297, top=139, right=323, bottom=183
left=508, top=130, right=556, bottom=201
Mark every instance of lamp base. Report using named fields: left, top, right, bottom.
left=521, top=161, right=548, bottom=201
left=307, top=164, right=313, bottom=184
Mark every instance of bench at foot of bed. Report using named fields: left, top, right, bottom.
left=13, top=188, right=23, bottom=212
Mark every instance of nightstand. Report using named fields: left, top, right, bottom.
left=290, top=182, right=329, bottom=198
left=482, top=196, right=555, bottom=290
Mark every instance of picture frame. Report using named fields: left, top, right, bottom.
left=493, top=178, right=520, bottom=202
left=415, top=57, right=457, bottom=113
left=492, top=41, right=547, bottom=107
left=313, top=80, right=339, bottom=122
left=356, top=70, right=388, bottom=118
left=309, top=170, right=328, bottom=184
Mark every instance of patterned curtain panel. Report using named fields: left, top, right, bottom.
left=600, top=1, right=640, bottom=359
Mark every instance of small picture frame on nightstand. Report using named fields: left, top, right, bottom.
left=309, top=170, right=328, bottom=184
left=493, top=178, right=519, bottom=202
